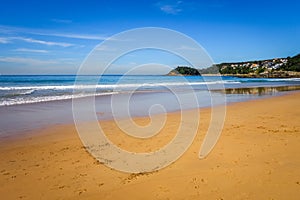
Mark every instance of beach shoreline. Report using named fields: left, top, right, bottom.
left=0, top=91, right=300, bottom=199
left=1, top=85, right=299, bottom=137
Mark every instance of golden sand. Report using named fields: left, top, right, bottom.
left=0, top=92, right=300, bottom=199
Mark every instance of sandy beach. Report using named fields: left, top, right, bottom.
left=0, top=92, right=300, bottom=200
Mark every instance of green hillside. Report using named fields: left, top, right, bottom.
left=167, top=66, right=200, bottom=76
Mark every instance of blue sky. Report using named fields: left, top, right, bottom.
left=0, top=0, right=299, bottom=74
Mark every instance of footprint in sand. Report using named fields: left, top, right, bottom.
left=58, top=185, right=66, bottom=189
left=191, top=177, right=206, bottom=189
left=98, top=183, right=104, bottom=187
left=158, top=186, right=170, bottom=193
left=121, top=172, right=153, bottom=184
left=3, top=172, right=10, bottom=176
left=77, top=188, right=87, bottom=195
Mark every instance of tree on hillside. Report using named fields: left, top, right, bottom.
left=281, top=54, right=300, bottom=72
left=173, top=66, right=201, bottom=75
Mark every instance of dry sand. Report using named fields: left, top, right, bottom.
left=0, top=92, right=300, bottom=200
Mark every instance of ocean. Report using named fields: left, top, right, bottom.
left=1, top=75, right=300, bottom=106
left=0, top=75, right=300, bottom=135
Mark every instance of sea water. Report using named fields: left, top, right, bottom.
left=0, top=75, right=299, bottom=135
left=1, top=75, right=299, bottom=106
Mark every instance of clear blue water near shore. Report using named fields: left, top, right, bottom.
left=0, top=75, right=299, bottom=135
left=1, top=75, right=300, bottom=106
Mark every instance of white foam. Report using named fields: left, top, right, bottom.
left=0, top=80, right=241, bottom=91
left=265, top=78, right=300, bottom=82
left=0, top=91, right=119, bottom=106
left=18, top=89, right=35, bottom=95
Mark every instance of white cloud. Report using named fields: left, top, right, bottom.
left=13, top=48, right=49, bottom=53
left=45, top=33, right=108, bottom=40
left=160, top=5, right=182, bottom=14
left=0, top=37, right=10, bottom=44
left=51, top=18, right=72, bottom=24
left=0, top=57, right=57, bottom=65
left=95, top=45, right=117, bottom=51
left=158, top=0, right=183, bottom=15
left=12, top=37, right=74, bottom=47
left=0, top=25, right=109, bottom=41
left=56, top=58, right=79, bottom=65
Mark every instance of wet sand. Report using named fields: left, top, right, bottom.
left=0, top=92, right=300, bottom=199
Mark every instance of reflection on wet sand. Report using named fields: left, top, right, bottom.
left=216, top=85, right=300, bottom=95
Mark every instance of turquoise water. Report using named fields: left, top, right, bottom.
left=1, top=75, right=299, bottom=106
left=0, top=75, right=299, bottom=135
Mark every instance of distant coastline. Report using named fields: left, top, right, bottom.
left=167, top=53, right=300, bottom=78
left=220, top=71, right=300, bottom=78
left=168, top=70, right=300, bottom=78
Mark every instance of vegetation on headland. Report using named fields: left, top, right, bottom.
left=167, top=66, right=201, bottom=76
left=280, top=54, right=300, bottom=72
left=167, top=53, right=300, bottom=78
left=216, top=53, right=300, bottom=77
